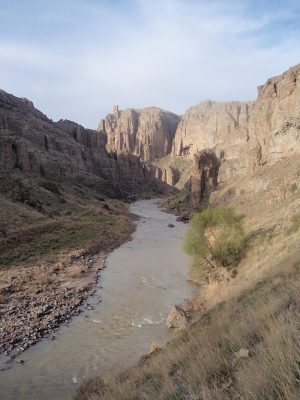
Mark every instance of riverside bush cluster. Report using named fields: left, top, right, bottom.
left=184, top=207, right=247, bottom=278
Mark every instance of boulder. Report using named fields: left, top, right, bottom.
left=166, top=305, right=190, bottom=329
left=234, top=348, right=250, bottom=359
left=176, top=213, right=190, bottom=223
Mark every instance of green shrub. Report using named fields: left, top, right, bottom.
left=184, top=207, right=247, bottom=277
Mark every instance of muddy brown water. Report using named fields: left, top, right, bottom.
left=0, top=200, right=196, bottom=400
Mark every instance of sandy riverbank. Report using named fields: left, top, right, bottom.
left=0, top=208, right=136, bottom=368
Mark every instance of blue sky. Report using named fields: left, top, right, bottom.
left=0, top=0, right=299, bottom=128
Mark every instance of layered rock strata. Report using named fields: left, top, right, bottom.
left=98, top=106, right=180, bottom=162
left=0, top=90, right=156, bottom=198
left=188, top=150, right=220, bottom=209
left=145, top=64, right=300, bottom=208
left=248, top=64, right=300, bottom=170
left=172, top=64, right=300, bottom=189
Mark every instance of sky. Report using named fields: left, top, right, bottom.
left=0, top=0, right=300, bottom=128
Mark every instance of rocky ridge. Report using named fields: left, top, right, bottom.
left=98, top=105, right=180, bottom=162
left=98, top=64, right=300, bottom=208
left=248, top=64, right=300, bottom=170
left=179, top=64, right=300, bottom=192
left=0, top=90, right=160, bottom=199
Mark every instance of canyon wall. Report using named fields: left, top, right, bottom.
left=1, top=63, right=299, bottom=208
left=172, top=101, right=253, bottom=159
left=134, top=64, right=300, bottom=207
left=98, top=106, right=180, bottom=162
left=248, top=64, right=300, bottom=169
left=189, top=65, right=300, bottom=208
left=167, top=100, right=254, bottom=188
left=0, top=90, right=157, bottom=199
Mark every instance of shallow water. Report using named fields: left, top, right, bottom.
left=0, top=199, right=196, bottom=400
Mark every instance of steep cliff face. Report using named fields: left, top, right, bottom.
left=248, top=64, right=300, bottom=170
left=160, top=64, right=300, bottom=209
left=0, top=90, right=154, bottom=198
left=150, top=164, right=180, bottom=186
left=172, top=101, right=253, bottom=157
left=188, top=150, right=220, bottom=209
left=2, top=63, right=299, bottom=210
left=99, top=106, right=180, bottom=161
left=171, top=101, right=253, bottom=184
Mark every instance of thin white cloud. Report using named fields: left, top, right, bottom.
left=0, top=0, right=299, bottom=128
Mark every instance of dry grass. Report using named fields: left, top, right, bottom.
left=288, top=213, right=300, bottom=234
left=31, top=264, right=52, bottom=286
left=67, top=264, right=88, bottom=279
left=0, top=173, right=135, bottom=269
left=75, top=261, right=300, bottom=400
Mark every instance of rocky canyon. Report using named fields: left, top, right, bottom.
left=97, top=63, right=300, bottom=208
left=2, top=62, right=299, bottom=219
left=69, top=62, right=300, bottom=400
left=1, top=63, right=300, bottom=400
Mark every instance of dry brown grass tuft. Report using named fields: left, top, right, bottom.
left=67, top=264, right=88, bottom=279
left=31, top=265, right=52, bottom=286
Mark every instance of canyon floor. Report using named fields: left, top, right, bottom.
left=0, top=174, right=136, bottom=362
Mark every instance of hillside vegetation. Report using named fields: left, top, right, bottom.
left=184, top=207, right=247, bottom=282
left=75, top=153, right=300, bottom=400
left=75, top=261, right=300, bottom=400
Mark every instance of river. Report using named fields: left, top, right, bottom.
left=0, top=200, right=196, bottom=400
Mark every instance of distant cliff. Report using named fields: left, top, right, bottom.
left=248, top=64, right=300, bottom=168
left=98, top=105, right=180, bottom=162
left=2, top=63, right=299, bottom=208
left=97, top=64, right=299, bottom=207
left=0, top=90, right=157, bottom=199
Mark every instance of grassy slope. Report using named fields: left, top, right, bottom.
left=0, top=173, right=134, bottom=270
left=76, top=261, right=300, bottom=400
left=75, top=154, right=300, bottom=400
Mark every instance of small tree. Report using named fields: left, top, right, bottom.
left=184, top=207, right=247, bottom=278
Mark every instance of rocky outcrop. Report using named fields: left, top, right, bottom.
left=172, top=100, right=253, bottom=165
left=171, top=65, right=300, bottom=187
left=248, top=64, right=300, bottom=171
left=166, top=305, right=190, bottom=329
left=56, top=119, right=107, bottom=148
left=2, top=63, right=300, bottom=206
left=152, top=64, right=300, bottom=209
left=99, top=106, right=180, bottom=161
left=0, top=90, right=158, bottom=198
left=188, top=150, right=220, bottom=208
left=151, top=165, right=180, bottom=186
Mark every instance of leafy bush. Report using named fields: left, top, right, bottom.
left=184, top=207, right=247, bottom=276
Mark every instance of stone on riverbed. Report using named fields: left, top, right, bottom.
left=166, top=305, right=190, bottom=329
left=176, top=213, right=190, bottom=223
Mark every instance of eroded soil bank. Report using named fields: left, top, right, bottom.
left=0, top=199, right=196, bottom=400
left=0, top=198, right=135, bottom=363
